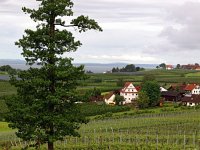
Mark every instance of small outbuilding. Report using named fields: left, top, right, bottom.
left=104, top=92, right=116, bottom=105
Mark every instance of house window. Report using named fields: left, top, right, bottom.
left=132, top=94, right=134, bottom=95
left=136, top=94, right=138, bottom=96
left=125, top=93, right=127, bottom=95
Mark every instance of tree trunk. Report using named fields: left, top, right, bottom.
left=48, top=142, right=54, bottom=150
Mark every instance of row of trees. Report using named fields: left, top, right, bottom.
left=112, top=64, right=144, bottom=73
left=0, top=65, right=20, bottom=75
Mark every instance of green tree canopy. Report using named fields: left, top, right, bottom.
left=123, top=64, right=136, bottom=72
left=136, top=91, right=149, bottom=109
left=84, top=87, right=101, bottom=102
left=141, top=81, right=160, bottom=107
left=159, top=63, right=166, bottom=69
left=112, top=64, right=143, bottom=73
left=5, top=0, right=102, bottom=150
left=176, top=64, right=181, bottom=69
left=0, top=65, right=18, bottom=75
left=114, top=95, right=124, bottom=106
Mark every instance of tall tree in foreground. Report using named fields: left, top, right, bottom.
left=5, top=0, right=102, bottom=150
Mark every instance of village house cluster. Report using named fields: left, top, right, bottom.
left=104, top=82, right=200, bottom=107
left=165, top=64, right=200, bottom=70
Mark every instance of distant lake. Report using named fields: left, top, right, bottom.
left=0, top=59, right=158, bottom=73
left=0, top=75, right=10, bottom=81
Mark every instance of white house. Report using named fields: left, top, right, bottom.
left=104, top=92, right=116, bottom=105
left=184, top=84, right=200, bottom=95
left=192, top=85, right=200, bottom=95
left=120, top=82, right=140, bottom=104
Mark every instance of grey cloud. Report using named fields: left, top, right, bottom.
left=73, top=0, right=169, bottom=23
left=1, top=0, right=200, bottom=64
left=160, top=2, right=200, bottom=50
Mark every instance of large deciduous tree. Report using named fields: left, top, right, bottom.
left=5, top=0, right=102, bottom=150
left=136, top=91, right=149, bottom=109
left=141, top=81, right=160, bottom=107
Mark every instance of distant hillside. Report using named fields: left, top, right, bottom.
left=0, top=59, right=158, bottom=73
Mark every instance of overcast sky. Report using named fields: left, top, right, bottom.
left=0, top=0, right=200, bottom=64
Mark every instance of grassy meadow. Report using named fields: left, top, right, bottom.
left=1, top=69, right=200, bottom=149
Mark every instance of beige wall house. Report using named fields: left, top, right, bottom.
left=120, top=82, right=140, bottom=104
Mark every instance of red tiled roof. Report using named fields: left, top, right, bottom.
left=135, top=86, right=141, bottom=92
left=166, top=65, right=173, bottom=68
left=184, top=84, right=197, bottom=91
left=120, top=82, right=132, bottom=93
left=104, top=92, right=114, bottom=100
left=124, top=82, right=132, bottom=88
left=120, top=82, right=141, bottom=93
left=181, top=64, right=199, bottom=70
left=168, top=84, right=187, bottom=92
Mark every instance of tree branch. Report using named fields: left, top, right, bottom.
left=54, top=23, right=76, bottom=28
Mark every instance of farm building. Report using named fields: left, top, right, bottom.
left=181, top=64, right=200, bottom=70
left=168, top=83, right=200, bottom=95
left=166, top=65, right=174, bottom=70
left=182, top=95, right=200, bottom=106
left=161, top=91, right=182, bottom=102
left=104, top=92, right=116, bottom=105
left=104, top=90, right=121, bottom=105
left=120, top=82, right=140, bottom=104
left=167, top=84, right=186, bottom=96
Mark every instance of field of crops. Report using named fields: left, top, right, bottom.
left=1, top=69, right=200, bottom=149
left=81, top=69, right=200, bottom=91
left=0, top=69, right=200, bottom=95
left=1, top=108, right=200, bottom=149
